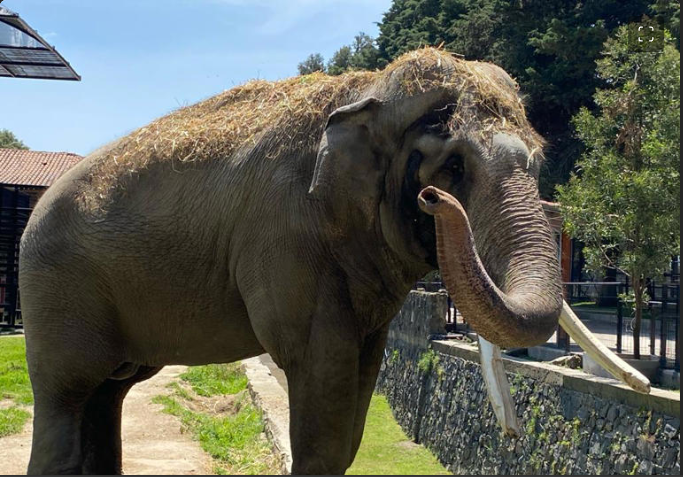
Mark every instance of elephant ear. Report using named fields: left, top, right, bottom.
left=308, top=97, right=385, bottom=210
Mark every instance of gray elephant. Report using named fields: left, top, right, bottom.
left=20, top=49, right=563, bottom=475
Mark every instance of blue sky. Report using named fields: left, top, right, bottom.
left=1, top=0, right=391, bottom=155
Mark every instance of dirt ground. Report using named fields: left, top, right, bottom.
left=0, top=366, right=211, bottom=475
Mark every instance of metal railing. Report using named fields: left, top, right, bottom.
left=564, top=281, right=679, bottom=370
left=413, top=279, right=680, bottom=371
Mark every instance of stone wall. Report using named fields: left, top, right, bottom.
left=376, top=290, right=681, bottom=475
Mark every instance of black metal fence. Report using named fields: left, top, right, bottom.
left=0, top=185, right=31, bottom=329
left=565, top=281, right=680, bottom=371
left=414, top=279, right=680, bottom=371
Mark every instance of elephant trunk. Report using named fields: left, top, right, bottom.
left=418, top=186, right=562, bottom=348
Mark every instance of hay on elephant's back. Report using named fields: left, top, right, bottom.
left=83, top=48, right=542, bottom=209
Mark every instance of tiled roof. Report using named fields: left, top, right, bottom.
left=0, top=148, right=83, bottom=187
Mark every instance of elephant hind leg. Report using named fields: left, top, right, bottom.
left=27, top=365, right=162, bottom=476
left=80, top=366, right=162, bottom=475
left=27, top=399, right=86, bottom=475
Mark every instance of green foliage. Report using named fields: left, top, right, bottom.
left=0, top=129, right=28, bottom=149
left=349, top=32, right=382, bottom=71
left=297, top=53, right=326, bottom=75
left=327, top=45, right=354, bottom=75
left=153, top=394, right=273, bottom=474
left=651, top=0, right=680, bottom=47
left=320, top=32, right=382, bottom=76
left=417, top=349, right=439, bottom=374
left=155, top=363, right=278, bottom=474
left=346, top=394, right=450, bottom=475
left=180, top=363, right=247, bottom=397
left=390, top=349, right=400, bottom=365
left=0, top=337, right=33, bottom=405
left=557, top=27, right=679, bottom=356
left=0, top=337, right=32, bottom=438
left=0, top=406, right=31, bottom=438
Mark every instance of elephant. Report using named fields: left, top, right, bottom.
left=18, top=48, right=641, bottom=475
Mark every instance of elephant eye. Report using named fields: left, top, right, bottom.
left=446, top=153, right=465, bottom=185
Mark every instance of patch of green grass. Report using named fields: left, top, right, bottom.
left=0, top=406, right=31, bottom=438
left=180, top=363, right=247, bottom=397
left=0, top=336, right=33, bottom=405
left=0, top=336, right=32, bottom=437
left=154, top=393, right=271, bottom=472
left=347, top=394, right=450, bottom=475
left=155, top=364, right=278, bottom=475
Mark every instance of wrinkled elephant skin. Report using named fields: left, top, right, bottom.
left=22, top=49, right=565, bottom=475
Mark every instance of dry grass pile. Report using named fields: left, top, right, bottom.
left=380, top=49, right=543, bottom=149
left=84, top=47, right=542, bottom=207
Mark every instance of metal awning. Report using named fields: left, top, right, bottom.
left=0, top=6, right=80, bottom=81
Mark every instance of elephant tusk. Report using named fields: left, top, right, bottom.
left=559, top=301, right=651, bottom=394
left=478, top=336, right=521, bottom=437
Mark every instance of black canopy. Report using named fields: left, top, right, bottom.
left=0, top=6, right=80, bottom=81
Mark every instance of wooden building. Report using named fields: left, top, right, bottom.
left=0, top=148, right=82, bottom=328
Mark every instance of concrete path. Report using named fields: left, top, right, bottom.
left=0, top=366, right=210, bottom=475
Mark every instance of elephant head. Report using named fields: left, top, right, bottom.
left=307, top=50, right=649, bottom=397
left=309, top=50, right=561, bottom=348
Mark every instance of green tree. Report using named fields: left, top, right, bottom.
left=441, top=0, right=503, bottom=60
left=491, top=0, right=653, bottom=197
left=0, top=129, right=28, bottom=149
left=377, top=0, right=444, bottom=61
left=297, top=53, right=326, bottom=75
left=327, top=33, right=381, bottom=76
left=349, top=32, right=381, bottom=71
left=327, top=46, right=353, bottom=76
left=557, top=28, right=680, bottom=359
left=652, top=0, right=680, bottom=47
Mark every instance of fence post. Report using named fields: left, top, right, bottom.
left=557, top=283, right=571, bottom=352
left=650, top=301, right=657, bottom=356
left=660, top=299, right=668, bottom=368
left=675, top=313, right=680, bottom=373
left=616, top=284, right=623, bottom=354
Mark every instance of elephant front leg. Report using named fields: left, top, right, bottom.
left=349, top=326, right=389, bottom=462
left=285, top=317, right=361, bottom=475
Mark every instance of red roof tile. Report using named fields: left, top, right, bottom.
left=0, top=148, right=83, bottom=187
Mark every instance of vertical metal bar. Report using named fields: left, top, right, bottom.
left=661, top=285, right=668, bottom=367
left=616, top=284, right=623, bottom=354
left=625, top=275, right=629, bottom=296
left=660, top=298, right=667, bottom=368
left=675, top=311, right=680, bottom=373
left=650, top=301, right=656, bottom=356
left=673, top=283, right=680, bottom=373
